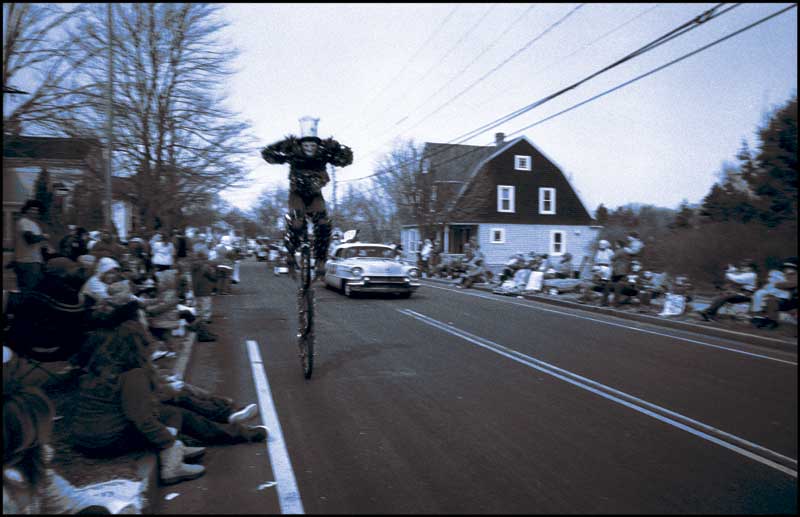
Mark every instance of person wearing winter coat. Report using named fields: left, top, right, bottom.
left=420, top=239, right=433, bottom=278
left=191, top=246, right=218, bottom=342
left=698, top=260, right=758, bottom=321
left=69, top=324, right=268, bottom=486
left=751, top=260, right=797, bottom=329
left=150, top=232, right=175, bottom=272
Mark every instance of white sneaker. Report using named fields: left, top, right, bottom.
left=228, top=403, right=258, bottom=424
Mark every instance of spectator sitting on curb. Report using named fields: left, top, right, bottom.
left=577, top=265, right=611, bottom=304
left=657, top=273, right=695, bottom=317
left=458, top=244, right=488, bottom=289
left=551, top=253, right=573, bottom=279
left=497, top=253, right=527, bottom=285
left=68, top=324, right=268, bottom=485
left=751, top=260, right=797, bottom=330
left=697, top=259, right=758, bottom=322
left=3, top=347, right=80, bottom=514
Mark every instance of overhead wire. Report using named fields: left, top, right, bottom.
left=337, top=4, right=461, bottom=135
left=340, top=2, right=785, bottom=185
left=366, top=3, right=660, bottom=167
left=359, top=4, right=499, bottom=137
left=366, top=4, right=537, bottom=146
left=355, top=3, right=585, bottom=166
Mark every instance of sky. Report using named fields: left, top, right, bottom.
left=212, top=2, right=797, bottom=214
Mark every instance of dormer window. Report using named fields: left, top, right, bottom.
left=514, top=155, right=531, bottom=171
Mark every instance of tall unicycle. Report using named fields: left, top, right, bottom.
left=297, top=233, right=315, bottom=379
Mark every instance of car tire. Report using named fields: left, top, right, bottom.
left=398, top=292, right=412, bottom=299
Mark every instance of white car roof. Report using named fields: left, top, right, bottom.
left=336, top=242, right=393, bottom=249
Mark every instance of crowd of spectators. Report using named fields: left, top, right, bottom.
left=4, top=199, right=267, bottom=511
left=410, top=228, right=797, bottom=328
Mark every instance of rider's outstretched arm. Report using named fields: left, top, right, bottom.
left=260, top=135, right=298, bottom=164
left=321, top=137, right=353, bottom=167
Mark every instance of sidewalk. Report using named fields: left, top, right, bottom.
left=34, top=330, right=197, bottom=514
left=423, top=277, right=797, bottom=353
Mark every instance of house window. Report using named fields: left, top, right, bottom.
left=514, top=155, right=531, bottom=171
left=539, top=187, right=556, bottom=214
left=431, top=185, right=437, bottom=202
left=497, top=185, right=515, bottom=213
left=422, top=159, right=430, bottom=174
left=490, top=228, right=505, bottom=244
left=550, top=230, right=565, bottom=255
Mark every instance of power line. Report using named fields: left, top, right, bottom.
left=399, top=4, right=586, bottom=136
left=369, top=4, right=537, bottom=144
left=504, top=3, right=797, bottom=139
left=359, top=4, right=499, bottom=138
left=465, top=3, right=662, bottom=119
left=338, top=4, right=461, bottom=135
left=340, top=3, right=788, bottom=185
left=355, top=3, right=585, bottom=166
left=368, top=3, right=659, bottom=164
left=447, top=3, right=738, bottom=145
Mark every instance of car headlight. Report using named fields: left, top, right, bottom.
left=407, top=268, right=420, bottom=278
left=350, top=267, right=363, bottom=278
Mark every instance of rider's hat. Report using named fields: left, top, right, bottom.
left=298, top=116, right=321, bottom=143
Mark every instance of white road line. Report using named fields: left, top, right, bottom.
left=423, top=283, right=797, bottom=366
left=399, top=308, right=798, bottom=478
left=246, top=340, right=305, bottom=515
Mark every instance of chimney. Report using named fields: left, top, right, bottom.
left=495, top=132, right=504, bottom=146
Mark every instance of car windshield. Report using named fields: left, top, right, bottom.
left=342, top=246, right=395, bottom=259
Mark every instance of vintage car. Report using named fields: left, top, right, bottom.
left=324, top=242, right=421, bottom=298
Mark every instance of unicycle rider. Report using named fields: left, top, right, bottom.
left=260, top=117, right=353, bottom=279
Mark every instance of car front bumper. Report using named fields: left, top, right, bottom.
left=346, top=279, right=421, bottom=293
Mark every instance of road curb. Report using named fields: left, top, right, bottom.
left=422, top=278, right=797, bottom=353
left=137, top=330, right=197, bottom=514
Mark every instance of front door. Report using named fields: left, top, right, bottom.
left=449, top=226, right=476, bottom=254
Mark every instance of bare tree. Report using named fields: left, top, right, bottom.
left=50, top=3, right=257, bottom=231
left=335, top=185, right=397, bottom=243
left=253, top=186, right=290, bottom=239
left=2, top=3, right=91, bottom=134
left=371, top=139, right=436, bottom=240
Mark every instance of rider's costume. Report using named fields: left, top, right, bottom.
left=260, top=122, right=353, bottom=271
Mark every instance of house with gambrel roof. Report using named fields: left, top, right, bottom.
left=400, top=133, right=601, bottom=274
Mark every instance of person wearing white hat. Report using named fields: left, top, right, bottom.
left=260, top=116, right=353, bottom=279
left=79, top=257, right=123, bottom=305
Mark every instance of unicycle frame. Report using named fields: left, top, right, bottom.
left=297, top=232, right=315, bottom=379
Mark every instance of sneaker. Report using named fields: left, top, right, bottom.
left=151, top=349, right=169, bottom=361
left=228, top=403, right=258, bottom=424
left=241, top=425, right=270, bottom=442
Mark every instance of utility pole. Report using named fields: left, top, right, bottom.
left=104, top=3, right=114, bottom=231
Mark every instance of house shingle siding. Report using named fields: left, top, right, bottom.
left=451, top=140, right=593, bottom=225
left=478, top=223, right=600, bottom=272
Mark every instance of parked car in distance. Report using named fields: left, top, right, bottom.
left=324, top=242, right=421, bottom=298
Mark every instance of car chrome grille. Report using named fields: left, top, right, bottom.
left=367, top=276, right=406, bottom=283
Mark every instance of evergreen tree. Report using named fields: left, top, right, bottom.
left=594, top=203, right=608, bottom=225
left=746, top=96, right=797, bottom=227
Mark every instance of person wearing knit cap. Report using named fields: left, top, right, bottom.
left=79, top=257, right=122, bottom=305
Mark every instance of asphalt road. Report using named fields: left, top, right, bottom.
left=155, top=258, right=797, bottom=514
